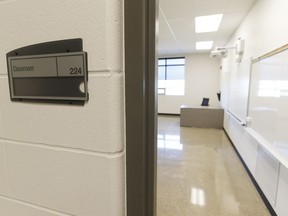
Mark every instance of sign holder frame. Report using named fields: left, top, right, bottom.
left=6, top=38, right=88, bottom=105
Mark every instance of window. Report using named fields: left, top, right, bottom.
left=158, top=57, right=185, bottom=95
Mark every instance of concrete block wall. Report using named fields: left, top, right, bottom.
left=0, top=0, right=125, bottom=216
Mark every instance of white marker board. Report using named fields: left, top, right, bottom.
left=248, top=50, right=288, bottom=148
left=228, top=58, right=252, bottom=123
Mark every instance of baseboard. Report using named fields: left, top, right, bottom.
left=223, top=129, right=277, bottom=216
left=158, top=113, right=180, bottom=116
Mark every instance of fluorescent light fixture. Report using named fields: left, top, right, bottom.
left=195, top=14, right=223, bottom=33
left=196, top=41, right=213, bottom=50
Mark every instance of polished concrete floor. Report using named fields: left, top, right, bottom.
left=157, top=115, right=270, bottom=216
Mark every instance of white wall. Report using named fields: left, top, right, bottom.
left=221, top=0, right=288, bottom=215
left=223, top=0, right=288, bottom=61
left=0, top=1, right=125, bottom=216
left=158, top=54, right=220, bottom=114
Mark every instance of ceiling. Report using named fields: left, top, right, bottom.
left=158, top=0, right=258, bottom=56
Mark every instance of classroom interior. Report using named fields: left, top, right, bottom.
left=157, top=0, right=288, bottom=215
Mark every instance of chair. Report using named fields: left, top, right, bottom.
left=201, top=97, right=209, bottom=106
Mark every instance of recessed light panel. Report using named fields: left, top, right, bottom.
left=195, top=14, right=223, bottom=33
left=196, top=41, right=213, bottom=50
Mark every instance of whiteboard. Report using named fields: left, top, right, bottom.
left=248, top=50, right=288, bottom=150
left=228, top=58, right=252, bottom=123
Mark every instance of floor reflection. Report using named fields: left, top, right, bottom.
left=191, top=187, right=206, bottom=206
left=158, top=134, right=183, bottom=151
left=157, top=115, right=270, bottom=216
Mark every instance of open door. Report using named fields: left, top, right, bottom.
left=125, top=0, right=158, bottom=215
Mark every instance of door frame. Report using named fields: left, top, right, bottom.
left=125, top=0, right=158, bottom=215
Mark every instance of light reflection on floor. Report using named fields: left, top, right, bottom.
left=158, top=134, right=183, bottom=151
left=157, top=115, right=270, bottom=216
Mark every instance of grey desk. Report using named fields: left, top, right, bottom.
left=180, top=105, right=224, bottom=129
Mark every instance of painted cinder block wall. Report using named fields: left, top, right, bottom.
left=0, top=0, right=125, bottom=216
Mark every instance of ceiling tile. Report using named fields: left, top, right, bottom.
left=159, top=0, right=196, bottom=20
left=223, top=0, right=257, bottom=13
left=158, top=0, right=257, bottom=55
left=159, top=9, right=172, bottom=36
left=158, top=35, right=180, bottom=54
left=168, top=18, right=195, bottom=44
left=192, top=0, right=227, bottom=16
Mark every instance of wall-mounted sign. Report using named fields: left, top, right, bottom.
left=6, top=39, right=88, bottom=104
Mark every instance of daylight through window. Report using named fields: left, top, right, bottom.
left=158, top=57, right=185, bottom=95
